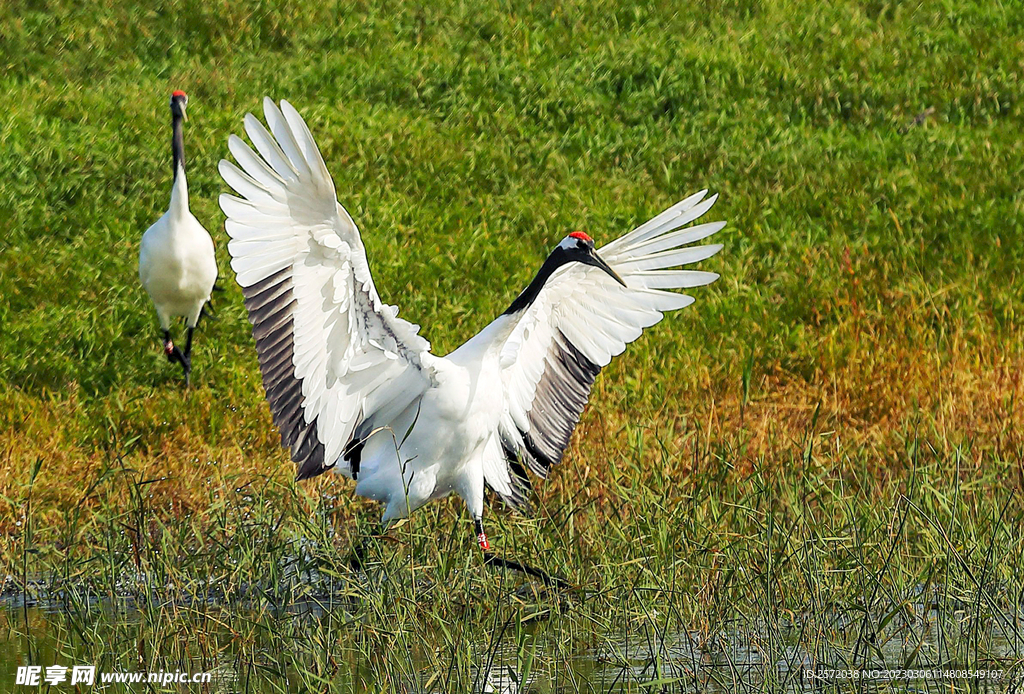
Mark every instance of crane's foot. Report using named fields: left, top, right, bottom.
left=163, top=331, right=187, bottom=367
left=482, top=553, right=574, bottom=592
left=473, top=518, right=573, bottom=592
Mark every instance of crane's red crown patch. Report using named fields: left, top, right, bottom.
left=569, top=231, right=593, bottom=242
left=172, top=90, right=187, bottom=98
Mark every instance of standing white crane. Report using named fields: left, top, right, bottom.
left=220, top=99, right=724, bottom=554
left=139, top=90, right=219, bottom=386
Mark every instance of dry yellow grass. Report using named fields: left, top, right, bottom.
left=3, top=302, right=1019, bottom=542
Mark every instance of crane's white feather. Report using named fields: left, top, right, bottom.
left=139, top=168, right=218, bottom=331
left=219, top=98, right=433, bottom=479
left=490, top=195, right=723, bottom=491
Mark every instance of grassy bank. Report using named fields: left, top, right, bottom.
left=1, top=0, right=1023, bottom=690
left=3, top=432, right=1022, bottom=690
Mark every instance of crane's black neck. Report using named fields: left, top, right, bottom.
left=503, top=248, right=570, bottom=315
left=171, top=109, right=185, bottom=179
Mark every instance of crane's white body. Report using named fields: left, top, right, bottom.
left=352, top=323, right=512, bottom=522
left=220, top=99, right=724, bottom=529
left=139, top=168, right=218, bottom=330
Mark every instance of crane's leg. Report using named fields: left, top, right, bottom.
left=348, top=523, right=373, bottom=572
left=180, top=326, right=195, bottom=387
left=475, top=517, right=573, bottom=591
left=183, top=326, right=195, bottom=359
left=348, top=509, right=388, bottom=572
left=474, top=518, right=490, bottom=551
left=458, top=470, right=490, bottom=551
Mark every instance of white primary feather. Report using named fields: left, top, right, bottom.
left=220, top=98, right=434, bottom=480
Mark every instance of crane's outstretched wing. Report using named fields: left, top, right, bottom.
left=487, top=192, right=723, bottom=507
left=219, top=98, right=433, bottom=480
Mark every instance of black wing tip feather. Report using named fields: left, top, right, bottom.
left=520, top=331, right=601, bottom=472
left=502, top=330, right=601, bottom=495
left=295, top=438, right=328, bottom=480
left=242, top=267, right=330, bottom=482
left=494, top=437, right=535, bottom=514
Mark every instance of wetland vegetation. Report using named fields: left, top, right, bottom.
left=2, top=0, right=1023, bottom=690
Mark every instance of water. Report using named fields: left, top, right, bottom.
left=2, top=582, right=1021, bottom=693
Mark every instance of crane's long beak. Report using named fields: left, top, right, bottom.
left=585, top=250, right=627, bottom=287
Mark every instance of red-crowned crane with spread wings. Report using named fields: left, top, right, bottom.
left=219, top=98, right=724, bottom=556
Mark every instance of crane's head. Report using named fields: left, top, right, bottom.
left=170, top=90, right=188, bottom=121
left=557, top=231, right=626, bottom=286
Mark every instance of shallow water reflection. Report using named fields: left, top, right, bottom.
left=1, top=587, right=1021, bottom=692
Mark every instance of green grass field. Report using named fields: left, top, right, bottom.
left=1, top=0, right=1023, bottom=691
